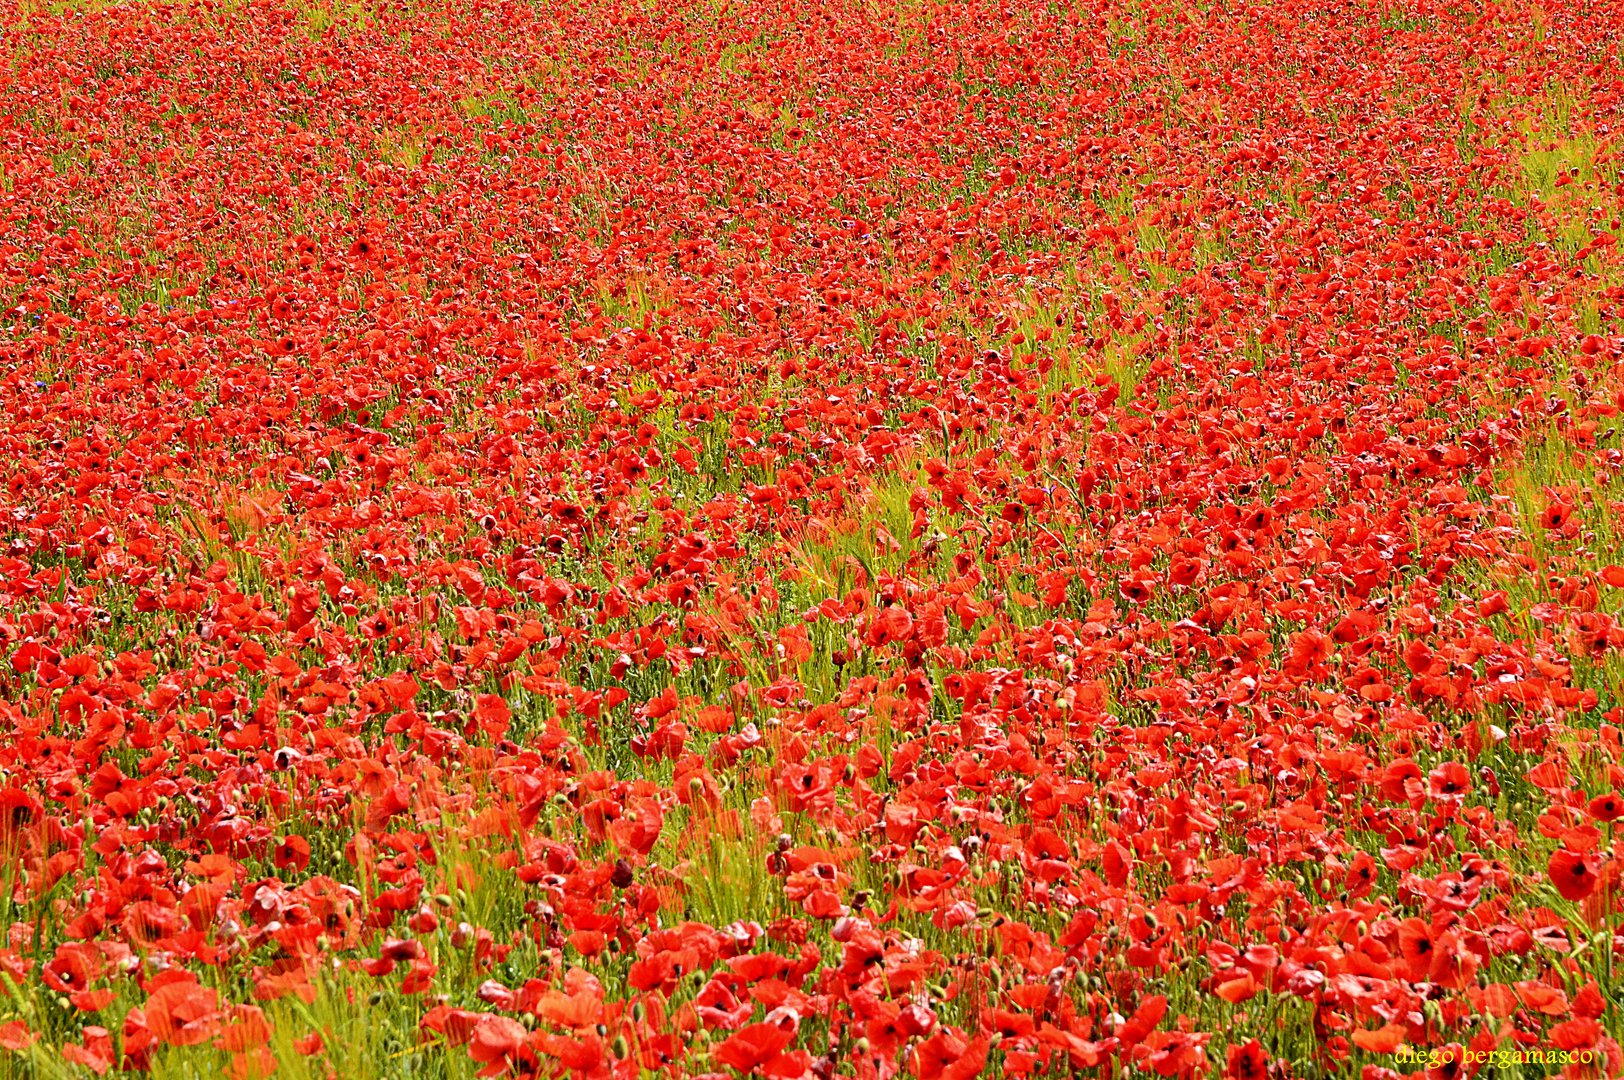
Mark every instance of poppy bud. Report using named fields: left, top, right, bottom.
left=854, top=1038, right=870, bottom=1056
left=612, top=1035, right=629, bottom=1059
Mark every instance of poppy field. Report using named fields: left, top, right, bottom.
left=3, top=0, right=1624, bottom=1075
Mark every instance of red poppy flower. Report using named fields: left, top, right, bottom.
left=42, top=945, right=99, bottom=996
left=142, top=980, right=221, bottom=1047
left=1226, top=1039, right=1268, bottom=1080
left=713, top=1021, right=795, bottom=1073
left=272, top=836, right=311, bottom=874
left=1549, top=848, right=1601, bottom=902
left=1168, top=556, right=1202, bottom=587
left=1396, top=918, right=1436, bottom=979
left=913, top=1029, right=989, bottom=1080
left=0, top=1021, right=34, bottom=1051
left=468, top=1015, right=528, bottom=1069
left=1427, top=761, right=1471, bottom=801
left=1589, top=793, right=1624, bottom=823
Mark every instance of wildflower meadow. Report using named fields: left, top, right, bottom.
left=0, top=0, right=1622, bottom=1076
